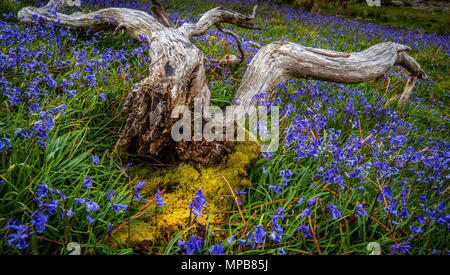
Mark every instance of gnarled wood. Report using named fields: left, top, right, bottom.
left=234, top=41, right=427, bottom=113
left=178, top=5, right=259, bottom=38
left=150, top=0, right=175, bottom=28
left=17, top=1, right=427, bottom=165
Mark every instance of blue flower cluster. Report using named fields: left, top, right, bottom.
left=5, top=184, right=62, bottom=249
left=177, top=235, right=203, bottom=255
left=189, top=188, right=206, bottom=217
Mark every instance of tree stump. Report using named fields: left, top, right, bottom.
left=17, top=0, right=427, bottom=165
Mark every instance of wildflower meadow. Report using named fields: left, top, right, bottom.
left=0, top=0, right=448, bottom=256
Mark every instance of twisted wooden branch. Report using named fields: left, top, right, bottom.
left=18, top=5, right=164, bottom=41
left=234, top=41, right=427, bottom=118
left=17, top=0, right=427, bottom=164
left=179, top=5, right=259, bottom=38
left=150, top=0, right=175, bottom=28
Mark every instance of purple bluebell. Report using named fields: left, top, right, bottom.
left=91, top=155, right=100, bottom=165
left=355, top=204, right=367, bottom=217
left=189, top=188, right=206, bottom=217
left=209, top=242, right=224, bottom=255
left=155, top=188, right=164, bottom=207
left=253, top=225, right=266, bottom=244
left=6, top=221, right=29, bottom=250
left=82, top=176, right=92, bottom=188
left=328, top=204, right=342, bottom=220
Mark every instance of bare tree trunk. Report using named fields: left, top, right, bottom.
left=17, top=0, right=427, bottom=165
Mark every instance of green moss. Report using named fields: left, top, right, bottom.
left=112, top=223, right=157, bottom=249
left=113, top=141, right=260, bottom=249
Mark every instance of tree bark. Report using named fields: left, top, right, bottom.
left=17, top=0, right=427, bottom=165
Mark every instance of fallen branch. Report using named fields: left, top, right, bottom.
left=18, top=0, right=427, bottom=166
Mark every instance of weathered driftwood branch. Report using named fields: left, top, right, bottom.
left=178, top=5, right=259, bottom=38
left=234, top=42, right=427, bottom=111
left=18, top=5, right=165, bottom=40
left=17, top=1, right=427, bottom=165
left=149, top=0, right=175, bottom=28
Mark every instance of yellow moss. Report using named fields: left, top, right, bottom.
left=112, top=223, right=157, bottom=249
left=114, top=141, right=260, bottom=249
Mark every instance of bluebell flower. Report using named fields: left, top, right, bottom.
left=113, top=203, right=128, bottom=213
left=107, top=188, right=114, bottom=203
left=277, top=248, right=286, bottom=255
left=106, top=187, right=127, bottom=212
left=14, top=128, right=32, bottom=138
left=300, top=207, right=311, bottom=218
left=52, top=189, right=66, bottom=201
left=6, top=221, right=29, bottom=250
left=85, top=199, right=99, bottom=212
left=67, top=208, right=74, bottom=217
left=91, top=155, right=100, bottom=165
left=398, top=207, right=410, bottom=219
left=209, top=242, right=224, bottom=255
left=177, top=240, right=186, bottom=250
left=82, top=175, right=92, bottom=188
left=155, top=188, right=164, bottom=207
left=227, top=235, right=236, bottom=244
left=273, top=222, right=284, bottom=235
left=253, top=225, right=266, bottom=244
left=307, top=197, right=316, bottom=207
left=0, top=138, right=11, bottom=153
left=245, top=233, right=255, bottom=248
left=410, top=225, right=423, bottom=236
left=390, top=242, right=411, bottom=255
left=133, top=181, right=146, bottom=191
left=189, top=188, right=206, bottom=217
left=131, top=47, right=143, bottom=56
left=66, top=90, right=76, bottom=98
left=357, top=186, right=364, bottom=194
left=98, top=93, right=106, bottom=101
left=436, top=201, right=446, bottom=213
left=271, top=208, right=285, bottom=223
left=133, top=181, right=146, bottom=201
left=269, top=185, right=282, bottom=194
left=419, top=194, right=427, bottom=203
left=416, top=214, right=425, bottom=224
left=328, top=204, right=342, bottom=220
left=279, top=169, right=293, bottom=185
left=86, top=215, right=94, bottom=225
left=378, top=186, right=392, bottom=202
left=74, top=198, right=85, bottom=205
left=36, top=184, right=49, bottom=199
left=30, top=211, right=47, bottom=233
left=269, top=231, right=282, bottom=243
left=297, top=225, right=313, bottom=239
left=107, top=223, right=112, bottom=236
left=44, top=200, right=58, bottom=215
left=355, top=204, right=367, bottom=217
left=185, top=235, right=202, bottom=255
left=234, top=188, right=246, bottom=205
left=237, top=239, right=246, bottom=245
left=134, top=193, right=142, bottom=201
